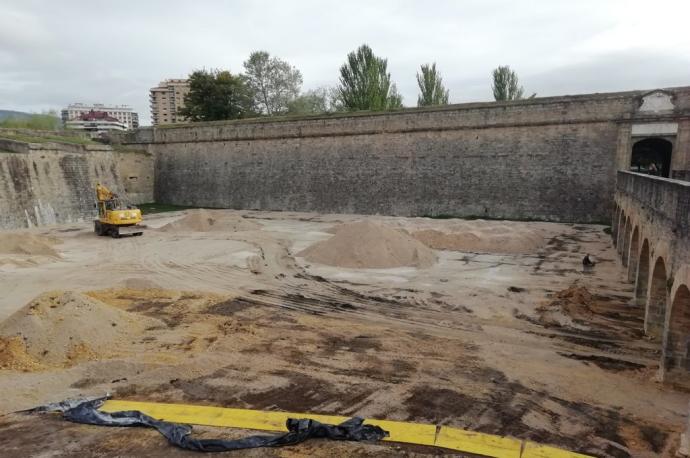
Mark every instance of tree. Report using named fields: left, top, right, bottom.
left=243, top=51, right=303, bottom=116
left=178, top=69, right=256, bottom=122
left=335, top=44, right=403, bottom=111
left=492, top=65, right=524, bottom=101
left=416, top=63, right=449, bottom=107
left=286, top=87, right=330, bottom=115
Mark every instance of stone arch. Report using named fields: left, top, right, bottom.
left=635, top=239, right=650, bottom=306
left=645, top=256, right=669, bottom=338
left=662, top=284, right=690, bottom=376
left=630, top=137, right=673, bottom=177
left=621, top=218, right=632, bottom=267
left=612, top=204, right=620, bottom=245
left=627, top=227, right=640, bottom=282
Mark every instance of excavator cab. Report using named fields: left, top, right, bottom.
left=94, top=184, right=144, bottom=238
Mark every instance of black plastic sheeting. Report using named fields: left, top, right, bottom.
left=30, top=397, right=389, bottom=452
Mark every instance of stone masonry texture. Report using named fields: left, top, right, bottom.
left=115, top=86, right=690, bottom=223
left=0, top=139, right=153, bottom=230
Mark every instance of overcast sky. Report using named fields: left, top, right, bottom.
left=2, top=0, right=690, bottom=125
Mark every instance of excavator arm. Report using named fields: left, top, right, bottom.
left=96, top=183, right=115, bottom=202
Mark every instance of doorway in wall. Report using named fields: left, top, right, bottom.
left=630, top=137, right=672, bottom=177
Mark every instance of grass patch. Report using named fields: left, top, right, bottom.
left=422, top=213, right=613, bottom=225
left=137, top=203, right=197, bottom=214
left=0, top=131, right=96, bottom=146
left=421, top=213, right=549, bottom=222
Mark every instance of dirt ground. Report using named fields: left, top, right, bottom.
left=0, top=210, right=687, bottom=457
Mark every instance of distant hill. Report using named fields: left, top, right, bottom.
left=0, top=110, right=32, bottom=121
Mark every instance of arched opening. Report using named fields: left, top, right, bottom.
left=635, top=240, right=650, bottom=306
left=621, top=219, right=632, bottom=267
left=627, top=227, right=639, bottom=282
left=645, top=257, right=668, bottom=338
left=612, top=205, right=620, bottom=245
left=630, top=137, right=672, bottom=178
left=663, top=285, right=690, bottom=376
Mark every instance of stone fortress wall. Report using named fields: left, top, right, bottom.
left=0, top=135, right=153, bottom=230
left=116, top=86, right=690, bottom=223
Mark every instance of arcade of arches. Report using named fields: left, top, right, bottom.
left=614, top=171, right=690, bottom=386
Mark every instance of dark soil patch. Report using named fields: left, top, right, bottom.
left=319, top=334, right=383, bottom=355
left=128, top=300, right=173, bottom=313
left=241, top=371, right=368, bottom=414
left=507, top=286, right=526, bottom=293
left=127, top=300, right=183, bottom=327
left=557, top=352, right=646, bottom=372
left=405, top=365, right=660, bottom=457
left=404, top=387, right=475, bottom=424
left=558, top=334, right=623, bottom=352
left=639, top=425, right=669, bottom=453
left=70, top=377, right=107, bottom=389
left=205, top=297, right=259, bottom=316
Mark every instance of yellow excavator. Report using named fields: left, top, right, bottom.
left=94, top=183, right=144, bottom=237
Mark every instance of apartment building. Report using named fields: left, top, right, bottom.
left=149, top=79, right=190, bottom=126
left=61, top=103, right=138, bottom=129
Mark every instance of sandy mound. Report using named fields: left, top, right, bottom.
left=119, top=277, right=162, bottom=290
left=0, top=336, right=41, bottom=371
left=0, top=233, right=61, bottom=257
left=412, top=225, right=544, bottom=254
left=298, top=221, right=437, bottom=269
left=0, top=291, right=161, bottom=370
left=159, top=209, right=260, bottom=233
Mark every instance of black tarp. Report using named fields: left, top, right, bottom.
left=30, top=397, right=389, bottom=452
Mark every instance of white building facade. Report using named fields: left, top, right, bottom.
left=61, top=103, right=139, bottom=129
left=65, top=111, right=127, bottom=138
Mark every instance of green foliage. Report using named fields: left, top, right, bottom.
left=244, top=51, right=303, bottom=115
left=0, top=111, right=61, bottom=130
left=287, top=87, right=330, bottom=115
left=416, top=63, right=449, bottom=107
left=335, top=44, right=403, bottom=111
left=178, top=69, right=256, bottom=122
left=492, top=65, right=525, bottom=101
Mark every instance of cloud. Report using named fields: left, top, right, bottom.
left=1, top=0, right=689, bottom=123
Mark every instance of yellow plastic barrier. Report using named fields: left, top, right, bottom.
left=100, top=400, right=592, bottom=457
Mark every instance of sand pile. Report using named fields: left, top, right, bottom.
left=555, top=285, right=594, bottom=305
left=412, top=223, right=544, bottom=254
left=0, top=233, right=61, bottom=257
left=298, top=221, right=437, bottom=269
left=159, top=209, right=260, bottom=233
left=0, top=291, right=161, bottom=370
left=537, top=285, right=595, bottom=324
left=0, top=336, right=41, bottom=371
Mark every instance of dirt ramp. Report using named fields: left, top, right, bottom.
left=412, top=225, right=544, bottom=254
left=0, top=233, right=61, bottom=257
left=0, top=291, right=161, bottom=370
left=298, top=221, right=437, bottom=269
left=158, top=209, right=260, bottom=233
